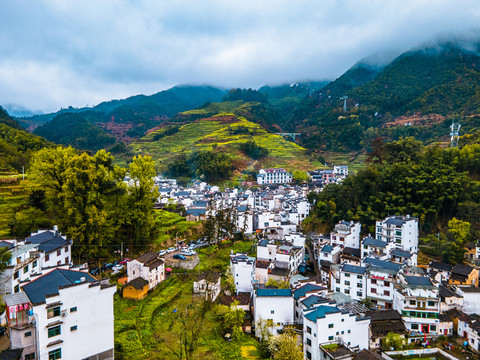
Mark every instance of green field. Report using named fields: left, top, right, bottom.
left=114, top=240, right=263, bottom=359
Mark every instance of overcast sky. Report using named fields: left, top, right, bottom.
left=1, top=0, right=480, bottom=115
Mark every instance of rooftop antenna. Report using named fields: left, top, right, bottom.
left=450, top=120, right=461, bottom=148
left=341, top=96, right=348, bottom=112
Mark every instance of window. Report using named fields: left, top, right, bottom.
left=410, top=300, right=416, bottom=306
left=14, top=271, right=19, bottom=280
left=357, top=283, right=362, bottom=288
left=271, top=310, right=274, bottom=314
left=345, top=289, right=350, bottom=294
left=430, top=325, right=436, bottom=331
left=48, top=349, right=61, bottom=360
left=70, top=325, right=77, bottom=331
left=45, top=254, right=50, bottom=262
left=336, top=331, right=339, bottom=335
left=307, top=326, right=311, bottom=334
left=411, top=324, right=419, bottom=330
left=70, top=307, right=77, bottom=313
left=428, top=301, right=435, bottom=307
left=384, top=290, right=390, bottom=296
left=341, top=319, right=344, bottom=322
left=47, top=307, right=61, bottom=319
left=32, top=260, right=37, bottom=268
left=328, top=336, right=334, bottom=341
left=336, top=279, right=340, bottom=284
left=23, top=265, right=29, bottom=274
left=306, top=338, right=311, bottom=346
left=328, top=323, right=334, bottom=328
left=306, top=351, right=312, bottom=360
left=57, top=250, right=61, bottom=256
left=65, top=257, right=69, bottom=264
left=25, top=354, right=35, bottom=360
left=357, top=275, right=362, bottom=279
left=336, top=287, right=340, bottom=292
left=25, top=331, right=32, bottom=337
left=348, top=330, right=351, bottom=333
left=384, top=281, right=390, bottom=287
left=65, top=247, right=68, bottom=253
left=48, top=325, right=61, bottom=338
left=363, top=245, right=368, bottom=249
left=345, top=273, right=350, bottom=277
left=344, top=281, right=350, bottom=286
left=371, top=288, right=377, bottom=294
left=371, top=279, right=377, bottom=284
left=14, top=285, right=19, bottom=293
left=357, top=291, right=363, bottom=297
left=341, top=331, right=344, bottom=334
left=57, top=261, right=61, bottom=266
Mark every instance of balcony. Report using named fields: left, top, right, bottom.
left=14, top=253, right=40, bottom=271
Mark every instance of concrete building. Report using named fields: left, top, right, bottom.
left=127, top=251, right=165, bottom=290
left=331, top=221, right=361, bottom=249
left=253, top=288, right=293, bottom=339
left=257, top=168, right=292, bottom=185
left=230, top=253, right=255, bottom=294
left=375, top=215, right=418, bottom=253
left=6, top=268, right=115, bottom=360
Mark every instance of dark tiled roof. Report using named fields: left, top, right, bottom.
left=186, top=208, right=206, bottom=216
left=26, top=230, right=56, bottom=244
left=22, top=269, right=95, bottom=305
left=293, top=283, right=325, bottom=299
left=391, top=249, right=412, bottom=258
left=452, top=264, right=474, bottom=277
left=366, top=309, right=402, bottom=322
left=301, top=295, right=327, bottom=308
left=429, top=261, right=452, bottom=272
left=258, top=239, right=269, bottom=247
left=370, top=320, right=407, bottom=337
left=321, top=245, right=334, bottom=253
left=125, top=277, right=148, bottom=290
left=147, top=258, right=164, bottom=271
left=0, top=241, right=14, bottom=249
left=385, top=217, right=410, bottom=226
left=363, top=238, right=387, bottom=248
left=343, top=247, right=361, bottom=257
left=353, top=349, right=384, bottom=360
left=0, top=349, right=23, bottom=360
left=37, top=236, right=70, bottom=254
left=439, top=285, right=458, bottom=299
left=405, top=276, right=433, bottom=287
left=256, top=288, right=292, bottom=297
left=363, top=258, right=402, bottom=272
left=256, top=260, right=270, bottom=269
left=342, top=264, right=366, bottom=275
left=136, top=251, right=158, bottom=264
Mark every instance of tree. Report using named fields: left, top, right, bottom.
left=214, top=301, right=245, bottom=340
left=383, top=332, right=405, bottom=350
left=120, top=155, right=159, bottom=251
left=268, top=329, right=303, bottom=360
left=0, top=247, right=12, bottom=271
left=265, top=278, right=290, bottom=289
left=155, top=301, right=209, bottom=360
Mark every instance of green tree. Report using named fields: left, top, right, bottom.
left=268, top=329, right=303, bottom=360
left=214, top=301, right=245, bottom=340
left=0, top=247, right=12, bottom=271
left=383, top=332, right=405, bottom=350
left=265, top=278, right=290, bottom=289
left=120, top=155, right=159, bottom=251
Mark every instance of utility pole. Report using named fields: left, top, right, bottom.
left=121, top=242, right=123, bottom=259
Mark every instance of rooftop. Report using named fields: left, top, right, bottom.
left=405, top=276, right=433, bottom=287
left=22, top=268, right=96, bottom=305
left=256, top=288, right=292, bottom=297
left=293, top=283, right=325, bottom=299
left=363, top=237, right=387, bottom=248
left=304, top=305, right=341, bottom=322
left=342, top=264, right=366, bottom=275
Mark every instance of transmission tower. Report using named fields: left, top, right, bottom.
left=450, top=120, right=461, bottom=148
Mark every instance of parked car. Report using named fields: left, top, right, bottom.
left=119, top=258, right=131, bottom=265
left=181, top=250, right=196, bottom=256
left=166, top=247, right=176, bottom=253
left=102, top=263, right=115, bottom=270
left=173, top=254, right=186, bottom=260
left=90, top=268, right=100, bottom=275
left=112, top=264, right=124, bottom=272
left=158, top=250, right=166, bottom=256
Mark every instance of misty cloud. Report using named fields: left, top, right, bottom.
left=1, top=0, right=480, bottom=114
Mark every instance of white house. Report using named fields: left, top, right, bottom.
left=332, top=264, right=367, bottom=301
left=303, top=304, right=370, bottom=360
left=230, top=253, right=255, bottom=294
left=127, top=251, right=165, bottom=290
left=7, top=268, right=116, bottom=360
left=330, top=221, right=361, bottom=249
left=257, top=168, right=292, bottom=185
left=393, top=275, right=440, bottom=341
left=193, top=272, right=221, bottom=301
left=254, top=288, right=293, bottom=338
left=375, top=215, right=418, bottom=253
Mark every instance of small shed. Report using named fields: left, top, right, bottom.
left=123, top=277, right=149, bottom=300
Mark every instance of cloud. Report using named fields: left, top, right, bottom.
left=1, top=0, right=480, bottom=114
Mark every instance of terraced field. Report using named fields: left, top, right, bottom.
left=0, top=176, right=30, bottom=238
left=131, top=114, right=314, bottom=174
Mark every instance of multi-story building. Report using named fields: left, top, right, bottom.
left=363, top=257, right=402, bottom=309
left=375, top=215, right=418, bottom=253
left=393, top=275, right=440, bottom=341
left=6, top=268, right=115, bottom=360
left=230, top=253, right=255, bottom=294
left=361, top=237, right=393, bottom=261
left=331, top=264, right=367, bottom=301
left=330, top=221, right=361, bottom=249
left=254, top=288, right=293, bottom=339
left=257, top=168, right=292, bottom=185
left=303, top=304, right=370, bottom=360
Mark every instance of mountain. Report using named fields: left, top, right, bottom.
left=289, top=40, right=480, bottom=152
left=0, top=107, right=51, bottom=172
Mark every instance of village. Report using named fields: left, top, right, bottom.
left=0, top=166, right=479, bottom=360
